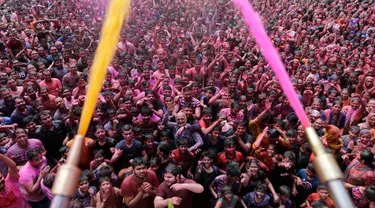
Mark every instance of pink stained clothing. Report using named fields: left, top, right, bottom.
left=6, top=139, right=46, bottom=166
left=9, top=87, right=23, bottom=98
left=39, top=79, right=62, bottom=96
left=72, top=86, right=87, bottom=97
left=64, top=96, right=74, bottom=110
left=137, top=113, right=161, bottom=123
left=219, top=108, right=244, bottom=123
left=130, top=68, right=140, bottom=79
left=117, top=41, right=135, bottom=54
left=152, top=70, right=165, bottom=81
left=19, top=156, right=48, bottom=202
left=40, top=179, right=53, bottom=200
left=107, top=66, right=119, bottom=79
left=0, top=174, right=30, bottom=208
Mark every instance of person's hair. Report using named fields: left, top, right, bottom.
left=81, top=170, right=95, bottom=182
left=224, top=139, right=235, bottom=148
left=364, top=185, right=375, bottom=202
left=183, top=86, right=192, bottom=92
left=94, top=149, right=105, bottom=158
left=332, top=100, right=342, bottom=107
left=360, top=149, right=374, bottom=167
left=360, top=129, right=372, bottom=137
left=202, top=108, right=212, bottom=116
left=255, top=183, right=268, bottom=193
left=279, top=185, right=291, bottom=197
left=14, top=96, right=25, bottom=102
left=246, top=158, right=260, bottom=169
left=286, top=129, right=297, bottom=138
left=133, top=126, right=142, bottom=134
left=23, top=116, right=36, bottom=126
left=121, top=124, right=133, bottom=132
left=98, top=176, right=111, bottom=186
left=158, top=141, right=172, bottom=154
left=119, top=96, right=132, bottom=104
left=165, top=163, right=182, bottom=176
left=311, top=200, right=329, bottom=208
left=236, top=120, right=247, bottom=128
left=160, top=129, right=172, bottom=138
left=283, top=151, right=296, bottom=162
left=79, top=175, right=90, bottom=183
left=140, top=105, right=152, bottom=116
left=201, top=150, right=215, bottom=160
left=43, top=173, right=55, bottom=188
left=163, top=85, right=172, bottom=91
left=27, top=148, right=42, bottom=161
left=182, top=102, right=193, bottom=109
left=149, top=157, right=160, bottom=167
left=0, top=132, right=8, bottom=139
left=132, top=157, right=148, bottom=168
left=95, top=125, right=105, bottom=132
left=39, top=110, right=51, bottom=118
left=307, top=163, right=316, bottom=174
left=286, top=112, right=299, bottom=125
left=145, top=90, right=154, bottom=96
left=177, top=139, right=189, bottom=147
left=317, top=184, right=328, bottom=191
left=302, top=142, right=312, bottom=153
left=144, top=133, right=155, bottom=141
left=226, top=161, right=241, bottom=177
left=97, top=165, right=114, bottom=178
left=221, top=185, right=233, bottom=195
left=350, top=125, right=361, bottom=133
left=14, top=128, right=27, bottom=136
left=230, top=101, right=241, bottom=109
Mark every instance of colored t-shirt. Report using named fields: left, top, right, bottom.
left=19, top=156, right=48, bottom=202
left=242, top=191, right=270, bottom=208
left=121, top=170, right=160, bottom=208
left=115, top=140, right=145, bottom=169
left=306, top=193, right=335, bottom=208
left=39, top=79, right=62, bottom=96
left=296, top=169, right=320, bottom=200
left=211, top=175, right=240, bottom=198
left=66, top=137, right=94, bottom=168
left=6, top=139, right=45, bottom=166
left=350, top=186, right=371, bottom=208
left=172, top=149, right=195, bottom=172
left=216, top=151, right=244, bottom=170
left=156, top=178, right=197, bottom=208
left=219, top=108, right=244, bottom=124
left=0, top=174, right=30, bottom=208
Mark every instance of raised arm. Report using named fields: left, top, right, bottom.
left=0, top=153, right=18, bottom=177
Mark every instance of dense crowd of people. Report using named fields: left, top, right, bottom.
left=1, top=0, right=375, bottom=207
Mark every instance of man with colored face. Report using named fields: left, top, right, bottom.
left=0, top=153, right=30, bottom=208
left=19, top=149, right=50, bottom=207
left=6, top=128, right=46, bottom=167
left=216, top=139, right=244, bottom=172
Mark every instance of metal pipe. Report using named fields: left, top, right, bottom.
left=305, top=127, right=354, bottom=208
left=327, top=179, right=354, bottom=208
left=50, top=135, right=84, bottom=208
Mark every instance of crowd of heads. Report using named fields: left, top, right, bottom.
left=1, top=0, right=375, bottom=207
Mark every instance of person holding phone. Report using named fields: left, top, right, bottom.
left=19, top=149, right=51, bottom=208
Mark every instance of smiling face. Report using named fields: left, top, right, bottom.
left=15, top=131, right=28, bottom=147
left=79, top=180, right=90, bottom=193
left=163, top=172, right=177, bottom=186
left=29, top=153, right=43, bottom=168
